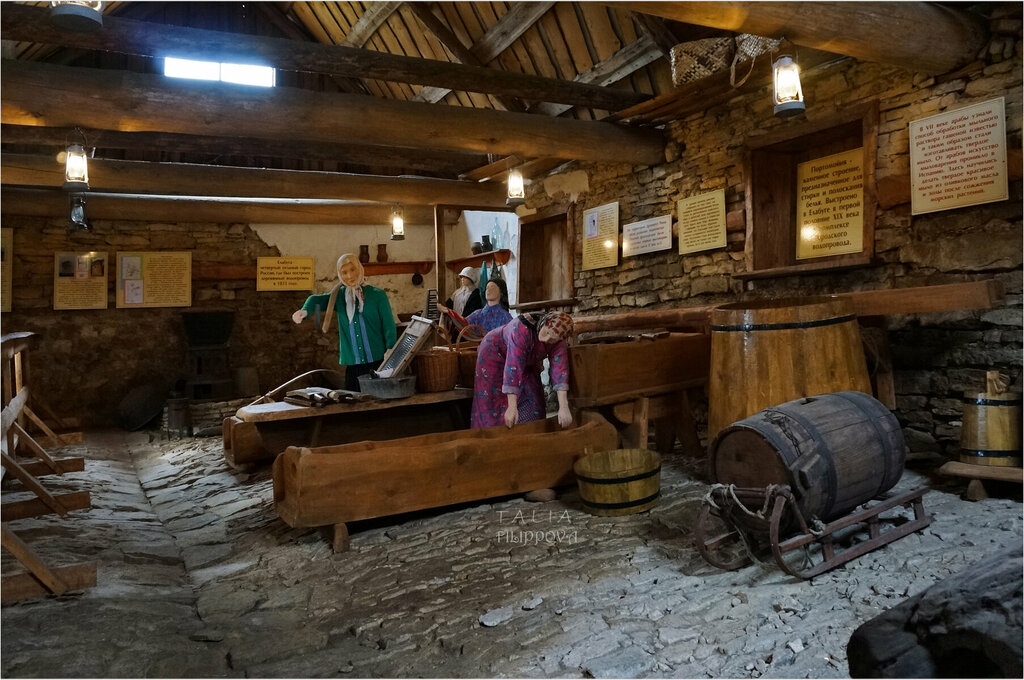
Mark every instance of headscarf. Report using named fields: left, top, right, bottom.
left=321, top=253, right=366, bottom=333
left=537, top=311, right=574, bottom=342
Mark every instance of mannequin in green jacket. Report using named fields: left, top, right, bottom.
left=292, top=253, right=398, bottom=391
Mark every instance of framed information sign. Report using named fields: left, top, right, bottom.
left=116, top=251, right=192, bottom=308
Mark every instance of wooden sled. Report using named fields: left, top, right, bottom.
left=223, top=369, right=473, bottom=468
left=273, top=411, right=619, bottom=550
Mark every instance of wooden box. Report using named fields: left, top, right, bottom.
left=569, top=332, right=711, bottom=408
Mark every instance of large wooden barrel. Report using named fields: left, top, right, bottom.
left=710, top=391, right=905, bottom=523
left=573, top=449, right=660, bottom=516
left=960, top=391, right=1022, bottom=467
left=708, top=296, right=871, bottom=439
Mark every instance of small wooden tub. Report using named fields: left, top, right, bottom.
left=574, top=449, right=661, bottom=516
left=961, top=391, right=1022, bottom=467
left=708, top=296, right=870, bottom=439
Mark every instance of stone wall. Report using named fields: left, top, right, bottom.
left=1, top=217, right=331, bottom=427
left=525, top=8, right=1022, bottom=456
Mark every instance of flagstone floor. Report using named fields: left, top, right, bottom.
left=2, top=429, right=1021, bottom=678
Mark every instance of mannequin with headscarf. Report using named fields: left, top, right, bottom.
left=438, top=266, right=484, bottom=340
left=471, top=311, right=573, bottom=430
left=291, top=253, right=398, bottom=391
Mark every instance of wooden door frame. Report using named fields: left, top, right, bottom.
left=517, top=202, right=575, bottom=304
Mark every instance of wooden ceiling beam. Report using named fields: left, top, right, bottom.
left=411, top=1, right=556, bottom=104
left=406, top=3, right=526, bottom=113
left=532, top=34, right=663, bottom=116
left=609, top=1, right=988, bottom=75
left=341, top=1, right=402, bottom=47
left=1, top=60, right=665, bottom=166
left=0, top=124, right=487, bottom=177
left=0, top=3, right=643, bottom=112
left=0, top=188, right=437, bottom=225
left=1, top=153, right=509, bottom=207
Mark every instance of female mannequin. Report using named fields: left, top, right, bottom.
left=465, top=278, right=512, bottom=333
left=291, top=253, right=397, bottom=391
left=471, top=311, right=573, bottom=430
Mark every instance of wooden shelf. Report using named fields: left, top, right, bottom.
left=363, top=261, right=434, bottom=276
left=446, top=249, right=511, bottom=272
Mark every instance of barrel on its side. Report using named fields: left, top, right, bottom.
left=574, top=449, right=660, bottom=516
left=710, top=391, right=905, bottom=523
left=708, top=296, right=871, bottom=440
left=960, top=391, right=1022, bottom=467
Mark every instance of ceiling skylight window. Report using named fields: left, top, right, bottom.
left=164, top=57, right=275, bottom=87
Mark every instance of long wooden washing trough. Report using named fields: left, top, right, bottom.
left=273, top=411, right=619, bottom=550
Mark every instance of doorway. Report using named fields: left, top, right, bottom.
left=516, top=210, right=573, bottom=304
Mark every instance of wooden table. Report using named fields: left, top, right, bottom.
left=223, top=388, right=473, bottom=467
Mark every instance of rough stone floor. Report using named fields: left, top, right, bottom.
left=1, top=430, right=1021, bottom=678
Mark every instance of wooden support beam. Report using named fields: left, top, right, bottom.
left=1, top=451, right=67, bottom=517
left=412, top=1, right=556, bottom=104
left=0, top=188, right=438, bottom=225
left=0, top=526, right=68, bottom=595
left=1, top=60, right=664, bottom=166
left=609, top=1, right=988, bottom=75
left=572, top=280, right=1006, bottom=335
left=532, top=34, right=664, bottom=116
left=342, top=2, right=401, bottom=47
left=1, top=153, right=508, bottom=207
left=0, top=124, right=488, bottom=178
left=0, top=4, right=643, bottom=112
left=406, top=3, right=525, bottom=112
left=13, top=457, right=85, bottom=478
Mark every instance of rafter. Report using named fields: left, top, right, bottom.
left=407, top=3, right=525, bottom=112
left=411, top=1, right=556, bottom=104
left=609, top=1, right=988, bottom=75
left=0, top=3, right=645, bottom=112
left=0, top=125, right=487, bottom=177
left=1, top=154, right=509, bottom=207
left=341, top=1, right=402, bottom=47
left=1, top=60, right=665, bottom=166
left=531, top=34, right=663, bottom=117
left=0, top=188, right=438, bottom=226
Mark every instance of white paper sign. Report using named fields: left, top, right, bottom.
left=622, top=215, right=672, bottom=257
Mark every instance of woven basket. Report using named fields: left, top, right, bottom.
left=454, top=324, right=486, bottom=388
left=414, top=347, right=458, bottom=392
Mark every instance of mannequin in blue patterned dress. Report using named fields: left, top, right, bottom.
left=465, top=278, right=512, bottom=333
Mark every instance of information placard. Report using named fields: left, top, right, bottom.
left=795, top=148, right=864, bottom=260
left=910, top=97, right=1007, bottom=215
left=257, top=257, right=315, bottom=291
left=678, top=189, right=726, bottom=255
left=1, top=228, right=12, bottom=313
left=581, top=202, right=619, bottom=271
left=54, top=251, right=108, bottom=310
left=116, top=251, right=191, bottom=308
left=623, top=215, right=672, bottom=257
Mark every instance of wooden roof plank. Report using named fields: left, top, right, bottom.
left=553, top=2, right=593, bottom=74
left=579, top=3, right=621, bottom=61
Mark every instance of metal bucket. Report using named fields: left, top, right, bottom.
left=357, top=373, right=416, bottom=399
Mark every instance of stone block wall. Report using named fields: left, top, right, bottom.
left=526, top=9, right=1022, bottom=455
left=1, top=217, right=339, bottom=427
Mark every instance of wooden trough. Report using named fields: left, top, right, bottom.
left=273, top=411, right=618, bottom=550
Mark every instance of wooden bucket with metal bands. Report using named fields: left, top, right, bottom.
left=708, top=296, right=871, bottom=440
left=960, top=392, right=1022, bottom=467
left=574, top=449, right=660, bottom=516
